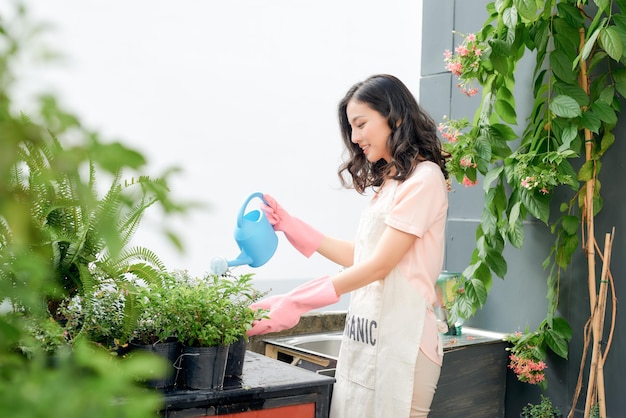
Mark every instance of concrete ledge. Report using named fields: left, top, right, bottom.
left=247, top=311, right=346, bottom=354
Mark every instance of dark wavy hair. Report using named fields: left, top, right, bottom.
left=337, top=74, right=449, bottom=194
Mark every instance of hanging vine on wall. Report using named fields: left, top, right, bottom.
left=440, top=1, right=619, bottom=415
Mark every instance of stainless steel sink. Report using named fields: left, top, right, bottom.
left=264, top=327, right=506, bottom=366
left=264, top=331, right=343, bottom=361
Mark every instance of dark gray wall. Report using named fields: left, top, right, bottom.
left=420, top=1, right=625, bottom=417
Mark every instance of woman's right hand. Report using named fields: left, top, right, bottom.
left=261, top=194, right=324, bottom=258
left=247, top=275, right=339, bottom=336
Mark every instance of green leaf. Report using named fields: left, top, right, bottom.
left=544, top=317, right=573, bottom=359
left=549, top=95, right=582, bottom=118
left=483, top=165, right=504, bottom=191
left=600, top=26, right=623, bottom=61
left=494, top=183, right=508, bottom=214
left=588, top=51, right=607, bottom=72
left=495, top=99, right=517, bottom=123
left=554, top=81, right=590, bottom=106
left=90, top=141, right=147, bottom=173
left=577, top=160, right=595, bottom=181
left=490, top=140, right=514, bottom=160
left=489, top=41, right=511, bottom=74
left=557, top=233, right=579, bottom=267
left=485, top=248, right=507, bottom=278
left=599, top=131, right=615, bottom=156
left=494, top=0, right=510, bottom=13
left=561, top=215, right=579, bottom=235
left=481, top=209, right=498, bottom=236
left=594, top=0, right=610, bottom=12
left=552, top=316, right=574, bottom=340
left=598, top=85, right=615, bottom=104
left=613, top=68, right=626, bottom=97
left=575, top=27, right=601, bottom=70
left=513, top=0, right=538, bottom=21
left=475, top=133, right=493, bottom=169
left=466, top=277, right=489, bottom=306
left=551, top=49, right=577, bottom=83
left=553, top=17, right=583, bottom=53
left=559, top=162, right=580, bottom=190
left=580, top=109, right=602, bottom=133
left=454, top=293, right=478, bottom=318
left=558, top=124, right=577, bottom=148
left=556, top=3, right=585, bottom=27
left=491, top=123, right=518, bottom=141
left=508, top=200, right=521, bottom=227
left=591, top=100, right=617, bottom=125
left=503, top=6, right=518, bottom=29
left=507, top=217, right=525, bottom=249
left=473, top=264, right=493, bottom=294
left=545, top=329, right=570, bottom=359
left=520, top=189, right=550, bottom=224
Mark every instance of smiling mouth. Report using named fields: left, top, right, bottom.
left=361, top=145, right=370, bottom=154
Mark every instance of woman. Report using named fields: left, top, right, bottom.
left=248, top=74, right=449, bottom=418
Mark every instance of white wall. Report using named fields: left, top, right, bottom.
left=17, top=1, right=423, bottom=298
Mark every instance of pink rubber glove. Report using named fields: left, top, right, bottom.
left=247, top=276, right=339, bottom=336
left=262, top=194, right=324, bottom=257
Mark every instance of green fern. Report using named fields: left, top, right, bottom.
left=3, top=121, right=171, bottom=317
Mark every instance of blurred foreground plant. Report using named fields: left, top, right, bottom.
left=0, top=2, right=190, bottom=416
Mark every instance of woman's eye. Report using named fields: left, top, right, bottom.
left=356, top=123, right=365, bottom=129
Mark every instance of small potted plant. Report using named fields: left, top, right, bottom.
left=165, top=270, right=266, bottom=390
left=128, top=274, right=183, bottom=388
left=521, top=394, right=562, bottom=418
left=59, top=277, right=128, bottom=352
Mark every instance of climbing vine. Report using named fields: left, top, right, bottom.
left=441, top=1, right=620, bottom=415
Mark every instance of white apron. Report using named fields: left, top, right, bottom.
left=330, top=181, right=431, bottom=418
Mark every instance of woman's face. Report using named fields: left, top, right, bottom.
left=346, top=99, right=392, bottom=163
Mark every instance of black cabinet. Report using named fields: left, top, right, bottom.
left=430, top=334, right=510, bottom=417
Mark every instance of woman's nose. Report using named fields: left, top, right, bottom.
left=351, top=130, right=360, bottom=143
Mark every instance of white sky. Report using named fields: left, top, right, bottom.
left=14, top=1, right=423, bottom=291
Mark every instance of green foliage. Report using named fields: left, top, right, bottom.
left=441, top=0, right=622, bottom=380
left=505, top=317, right=573, bottom=390
left=131, top=273, right=183, bottom=345
left=521, top=394, right=562, bottom=418
left=0, top=339, right=165, bottom=418
left=168, top=271, right=267, bottom=347
left=0, top=2, right=190, bottom=416
left=5, top=131, right=170, bottom=301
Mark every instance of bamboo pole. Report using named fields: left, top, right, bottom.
left=576, top=21, right=601, bottom=418
left=595, top=231, right=613, bottom=417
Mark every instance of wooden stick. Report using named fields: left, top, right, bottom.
left=576, top=18, right=601, bottom=418
left=595, top=231, right=613, bottom=417
left=568, top=317, right=593, bottom=418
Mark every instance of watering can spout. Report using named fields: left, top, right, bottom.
left=227, top=253, right=253, bottom=268
left=209, top=192, right=279, bottom=276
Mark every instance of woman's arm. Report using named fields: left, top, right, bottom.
left=331, top=225, right=417, bottom=295
left=316, top=236, right=355, bottom=268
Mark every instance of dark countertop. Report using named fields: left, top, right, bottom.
left=163, top=351, right=335, bottom=412
left=441, top=326, right=507, bottom=350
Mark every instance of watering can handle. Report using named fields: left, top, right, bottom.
left=236, top=192, right=266, bottom=228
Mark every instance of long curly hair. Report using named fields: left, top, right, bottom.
left=337, top=74, right=448, bottom=194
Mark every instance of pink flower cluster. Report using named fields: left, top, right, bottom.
left=460, top=156, right=476, bottom=168
left=444, top=33, right=483, bottom=97
left=437, top=122, right=459, bottom=142
left=521, top=176, right=549, bottom=195
left=508, top=353, right=547, bottom=385
left=462, top=176, right=478, bottom=187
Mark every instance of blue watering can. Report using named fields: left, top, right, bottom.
left=210, top=192, right=278, bottom=275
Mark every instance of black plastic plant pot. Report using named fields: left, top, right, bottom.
left=182, top=344, right=229, bottom=390
left=225, top=336, right=247, bottom=378
left=131, top=339, right=181, bottom=389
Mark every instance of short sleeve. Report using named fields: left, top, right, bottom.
left=385, top=162, right=447, bottom=237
